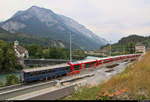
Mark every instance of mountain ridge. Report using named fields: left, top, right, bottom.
left=1, top=6, right=107, bottom=50
left=100, top=34, right=150, bottom=53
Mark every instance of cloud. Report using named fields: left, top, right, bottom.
left=0, top=0, right=150, bottom=43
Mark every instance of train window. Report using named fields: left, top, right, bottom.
left=48, top=69, right=51, bottom=73
left=64, top=67, right=71, bottom=72
left=45, top=70, right=48, bottom=74
left=63, top=67, right=67, bottom=70
left=64, top=66, right=70, bottom=71
left=82, top=64, right=84, bottom=68
left=98, top=61, right=102, bottom=64
left=30, top=72, right=34, bottom=77
left=25, top=73, right=29, bottom=78
left=103, top=59, right=110, bottom=63
left=60, top=67, right=65, bottom=71
left=55, top=68, right=61, bottom=72
left=85, top=62, right=96, bottom=68
left=42, top=71, right=46, bottom=75
left=34, top=71, right=37, bottom=76
left=52, top=69, right=55, bottom=72
left=74, top=65, right=80, bottom=70
left=37, top=71, right=41, bottom=75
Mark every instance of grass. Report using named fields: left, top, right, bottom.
left=65, top=51, right=150, bottom=100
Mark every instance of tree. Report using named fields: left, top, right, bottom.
left=0, top=40, right=17, bottom=73
left=26, top=44, right=43, bottom=58
left=15, top=64, right=23, bottom=70
left=43, top=48, right=50, bottom=58
left=125, top=42, right=135, bottom=54
left=0, top=48, right=3, bottom=72
left=4, top=48, right=17, bottom=72
left=5, top=74, right=19, bottom=86
left=49, top=47, right=69, bottom=59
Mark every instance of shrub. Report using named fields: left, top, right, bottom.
left=0, top=81, right=3, bottom=87
left=5, top=74, right=19, bottom=86
left=15, top=64, right=23, bottom=70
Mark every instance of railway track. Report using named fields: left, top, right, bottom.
left=0, top=81, right=56, bottom=100
left=0, top=79, right=57, bottom=93
left=0, top=71, right=94, bottom=100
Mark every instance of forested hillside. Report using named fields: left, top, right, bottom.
left=0, top=31, right=80, bottom=49
left=100, top=35, right=150, bottom=54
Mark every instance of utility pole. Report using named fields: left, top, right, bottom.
left=123, top=46, right=125, bottom=54
left=109, top=40, right=111, bottom=56
left=123, top=45, right=125, bottom=54
left=70, top=32, right=72, bottom=62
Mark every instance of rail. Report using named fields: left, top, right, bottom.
left=0, top=81, right=56, bottom=100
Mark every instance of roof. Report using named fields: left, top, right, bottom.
left=23, top=63, right=69, bottom=73
left=16, top=45, right=28, bottom=54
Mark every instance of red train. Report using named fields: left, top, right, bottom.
left=66, top=54, right=141, bottom=76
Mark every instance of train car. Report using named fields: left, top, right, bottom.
left=81, top=59, right=98, bottom=68
left=21, top=63, right=71, bottom=83
left=66, top=58, right=99, bottom=75
left=69, top=59, right=98, bottom=69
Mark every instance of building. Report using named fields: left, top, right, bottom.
left=135, top=44, right=146, bottom=53
left=14, top=40, right=29, bottom=58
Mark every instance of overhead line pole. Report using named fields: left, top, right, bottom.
left=109, top=40, right=111, bottom=56
left=70, top=32, right=72, bottom=62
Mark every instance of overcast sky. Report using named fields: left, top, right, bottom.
left=1, top=0, right=150, bottom=43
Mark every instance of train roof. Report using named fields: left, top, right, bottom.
left=70, top=55, right=120, bottom=65
left=70, top=59, right=96, bottom=65
left=70, top=54, right=139, bottom=65
left=23, top=63, right=70, bottom=73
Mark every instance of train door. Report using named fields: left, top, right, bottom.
left=74, top=64, right=81, bottom=70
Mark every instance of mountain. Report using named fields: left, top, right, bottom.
left=0, top=6, right=107, bottom=50
left=0, top=27, right=9, bottom=33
